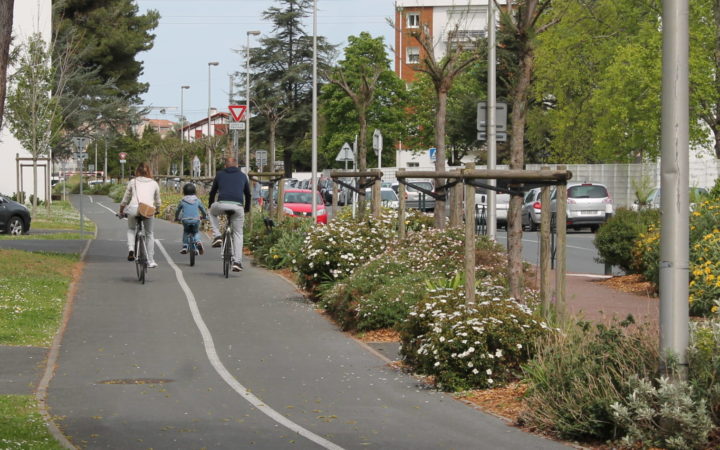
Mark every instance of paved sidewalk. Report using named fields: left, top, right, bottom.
left=564, top=273, right=658, bottom=325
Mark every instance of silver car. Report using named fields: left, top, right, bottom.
left=551, top=182, right=613, bottom=232
left=521, top=187, right=543, bottom=231
left=393, top=180, right=435, bottom=211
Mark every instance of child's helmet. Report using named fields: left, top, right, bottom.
left=183, top=183, right=196, bottom=195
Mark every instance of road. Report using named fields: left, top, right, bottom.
left=48, top=195, right=569, bottom=449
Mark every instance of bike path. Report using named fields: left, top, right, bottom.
left=48, top=196, right=569, bottom=449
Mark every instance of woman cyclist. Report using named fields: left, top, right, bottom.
left=118, top=162, right=161, bottom=268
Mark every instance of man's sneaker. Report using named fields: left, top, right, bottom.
left=127, top=250, right=135, bottom=261
left=212, top=236, right=223, bottom=248
left=180, top=246, right=188, bottom=254
left=232, top=262, right=243, bottom=272
left=148, top=261, right=158, bottom=268
left=197, top=242, right=205, bottom=255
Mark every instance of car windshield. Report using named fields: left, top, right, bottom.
left=568, top=185, right=608, bottom=199
left=365, top=190, right=399, bottom=201
left=284, top=192, right=322, bottom=204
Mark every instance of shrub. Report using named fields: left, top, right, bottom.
left=521, top=318, right=659, bottom=441
left=399, top=282, right=548, bottom=391
left=611, top=376, right=713, bottom=450
left=631, top=223, right=660, bottom=286
left=108, top=183, right=126, bottom=203
left=688, top=198, right=720, bottom=316
left=594, top=208, right=659, bottom=273
left=294, top=210, right=399, bottom=293
left=689, top=317, right=720, bottom=423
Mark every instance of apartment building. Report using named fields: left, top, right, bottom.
left=394, top=0, right=501, bottom=82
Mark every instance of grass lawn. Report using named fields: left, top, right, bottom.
left=0, top=395, right=65, bottom=449
left=26, top=200, right=96, bottom=235
left=0, top=249, right=79, bottom=346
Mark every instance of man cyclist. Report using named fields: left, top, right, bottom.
left=208, top=157, right=251, bottom=272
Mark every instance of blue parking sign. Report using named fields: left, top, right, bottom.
left=429, top=147, right=437, bottom=162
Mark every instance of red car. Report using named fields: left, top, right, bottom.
left=282, top=189, right=328, bottom=224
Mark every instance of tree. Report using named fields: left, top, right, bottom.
left=0, top=0, right=13, bottom=132
left=497, top=0, right=556, bottom=300
left=405, top=16, right=484, bottom=228
left=5, top=32, right=84, bottom=211
left=54, top=0, right=160, bottom=101
left=244, top=0, right=335, bottom=177
left=323, top=32, right=408, bottom=216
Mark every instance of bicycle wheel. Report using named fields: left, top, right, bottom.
left=189, top=241, right=196, bottom=267
left=135, top=235, right=146, bottom=284
left=222, top=230, right=232, bottom=278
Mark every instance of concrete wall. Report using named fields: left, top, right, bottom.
left=0, top=0, right=52, bottom=199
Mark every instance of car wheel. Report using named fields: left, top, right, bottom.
left=7, top=216, right=24, bottom=235
left=528, top=214, right=538, bottom=231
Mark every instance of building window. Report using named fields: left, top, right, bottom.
left=407, top=12, right=420, bottom=28
left=407, top=162, right=420, bottom=168
left=406, top=47, right=420, bottom=64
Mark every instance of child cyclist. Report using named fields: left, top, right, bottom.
left=175, top=183, right=208, bottom=255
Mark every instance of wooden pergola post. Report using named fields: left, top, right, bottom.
left=555, top=165, right=568, bottom=309
left=464, top=163, right=476, bottom=303
left=540, top=166, right=552, bottom=311
left=372, top=177, right=381, bottom=218
left=331, top=182, right=339, bottom=220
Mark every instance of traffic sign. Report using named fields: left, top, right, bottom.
left=255, top=150, right=267, bottom=168
left=119, top=152, right=127, bottom=160
left=477, top=102, right=508, bottom=132
left=335, top=142, right=354, bottom=162
left=477, top=132, right=508, bottom=142
left=429, top=147, right=437, bottom=162
left=229, top=122, right=246, bottom=130
left=372, top=129, right=382, bottom=156
left=71, top=137, right=92, bottom=152
left=229, top=105, right=247, bottom=122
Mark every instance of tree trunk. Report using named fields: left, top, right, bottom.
left=0, top=0, right=13, bottom=131
left=357, top=106, right=368, bottom=220
left=433, top=87, right=449, bottom=229
left=507, top=47, right=535, bottom=302
left=268, top=119, right=277, bottom=217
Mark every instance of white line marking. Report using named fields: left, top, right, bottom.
left=88, top=196, right=94, bottom=203
left=156, top=241, right=343, bottom=450
left=97, top=202, right=116, bottom=215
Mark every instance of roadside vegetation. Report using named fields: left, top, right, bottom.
left=0, top=249, right=81, bottom=448
left=0, top=198, right=96, bottom=239
left=245, top=203, right=720, bottom=448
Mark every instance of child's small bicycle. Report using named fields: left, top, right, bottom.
left=182, top=219, right=204, bottom=267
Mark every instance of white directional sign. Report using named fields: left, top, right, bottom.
left=335, top=142, right=355, bottom=162
left=229, top=122, right=246, bottom=130
left=372, top=129, right=382, bottom=156
left=255, top=150, right=267, bottom=168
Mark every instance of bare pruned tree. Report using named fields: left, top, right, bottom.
left=0, top=0, right=13, bottom=132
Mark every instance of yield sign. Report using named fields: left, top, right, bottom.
left=229, top=105, right=247, bottom=122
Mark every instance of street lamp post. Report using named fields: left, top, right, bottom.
left=180, top=85, right=190, bottom=176
left=311, top=0, right=318, bottom=221
left=245, top=31, right=261, bottom=174
left=208, top=62, right=219, bottom=177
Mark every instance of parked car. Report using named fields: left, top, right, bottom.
left=495, top=193, right=511, bottom=229
left=365, top=188, right=400, bottom=209
left=551, top=182, right=613, bottom=232
left=392, top=180, right=435, bottom=211
left=282, top=189, right=327, bottom=224
left=633, top=186, right=708, bottom=210
left=521, top=187, right=543, bottom=231
left=0, top=195, right=31, bottom=235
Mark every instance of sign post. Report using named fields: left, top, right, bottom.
left=119, top=152, right=127, bottom=181
left=71, top=137, right=92, bottom=237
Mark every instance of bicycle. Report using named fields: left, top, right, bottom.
left=182, top=219, right=203, bottom=267
left=119, top=213, right=149, bottom=284
left=220, top=211, right=235, bottom=278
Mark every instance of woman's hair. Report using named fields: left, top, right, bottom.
left=135, top=162, right=153, bottom=178
left=183, top=183, right=196, bottom=196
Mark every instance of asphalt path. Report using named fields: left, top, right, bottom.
left=494, top=228, right=617, bottom=276
left=48, top=195, right=569, bottom=449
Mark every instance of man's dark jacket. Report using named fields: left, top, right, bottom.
left=209, top=166, right=252, bottom=212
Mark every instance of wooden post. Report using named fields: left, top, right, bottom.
left=398, top=169, right=406, bottom=238
left=449, top=170, right=462, bottom=228
left=464, top=163, right=476, bottom=303
left=540, top=166, right=552, bottom=310
left=276, top=179, right=285, bottom=224
left=372, top=176, right=381, bottom=218
left=331, top=182, right=338, bottom=220
left=556, top=165, right=568, bottom=310
left=16, top=154, right=21, bottom=203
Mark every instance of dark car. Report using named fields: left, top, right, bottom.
left=0, top=195, right=31, bottom=235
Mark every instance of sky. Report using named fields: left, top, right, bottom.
left=136, top=0, right=396, bottom=124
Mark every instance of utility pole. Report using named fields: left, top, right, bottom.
left=486, top=0, right=497, bottom=241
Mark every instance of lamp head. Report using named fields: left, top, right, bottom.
left=181, top=85, right=190, bottom=89
left=247, top=30, right=261, bottom=36
left=208, top=61, right=219, bottom=66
